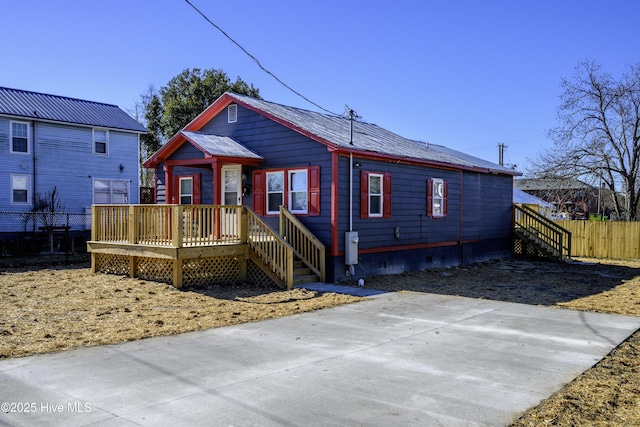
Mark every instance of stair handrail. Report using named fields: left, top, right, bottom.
left=244, top=207, right=295, bottom=289
left=279, top=206, right=326, bottom=282
left=514, top=204, right=571, bottom=260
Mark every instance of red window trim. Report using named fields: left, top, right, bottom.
left=360, top=170, right=392, bottom=219
left=427, top=178, right=448, bottom=218
left=252, top=166, right=320, bottom=216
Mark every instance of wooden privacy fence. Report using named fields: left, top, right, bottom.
left=556, top=220, right=640, bottom=259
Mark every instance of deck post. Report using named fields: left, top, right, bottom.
left=171, top=205, right=183, bottom=248
left=286, top=249, right=294, bottom=290
left=128, top=205, right=137, bottom=244
left=239, top=207, right=248, bottom=244
left=172, top=259, right=183, bottom=288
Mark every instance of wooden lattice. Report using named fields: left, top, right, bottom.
left=95, top=253, right=129, bottom=275
left=182, top=256, right=241, bottom=287
left=137, top=257, right=174, bottom=285
left=247, top=259, right=278, bottom=287
left=513, top=236, right=547, bottom=259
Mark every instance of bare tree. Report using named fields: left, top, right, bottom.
left=33, top=186, right=65, bottom=253
left=529, top=60, right=640, bottom=220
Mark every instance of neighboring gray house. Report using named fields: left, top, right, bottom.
left=0, top=87, right=146, bottom=233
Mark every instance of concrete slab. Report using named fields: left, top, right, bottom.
left=1, top=292, right=639, bottom=426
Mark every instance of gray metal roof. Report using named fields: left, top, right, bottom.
left=181, top=131, right=263, bottom=159
left=513, top=188, right=553, bottom=206
left=515, top=178, right=592, bottom=191
left=227, top=93, right=520, bottom=176
left=0, top=87, right=146, bottom=132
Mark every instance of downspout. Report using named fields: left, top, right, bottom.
left=349, top=110, right=354, bottom=232
left=32, top=119, right=38, bottom=233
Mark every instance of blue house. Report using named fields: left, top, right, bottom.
left=143, top=92, right=520, bottom=283
left=0, top=87, right=146, bottom=235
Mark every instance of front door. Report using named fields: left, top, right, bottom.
left=221, top=165, right=242, bottom=236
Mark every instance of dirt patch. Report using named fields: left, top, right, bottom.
left=0, top=266, right=365, bottom=359
left=2, top=256, right=640, bottom=425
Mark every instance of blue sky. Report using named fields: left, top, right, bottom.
left=3, top=0, right=638, bottom=174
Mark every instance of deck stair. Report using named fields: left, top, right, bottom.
left=513, top=204, right=571, bottom=262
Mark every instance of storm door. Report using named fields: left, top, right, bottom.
left=221, top=165, right=242, bottom=236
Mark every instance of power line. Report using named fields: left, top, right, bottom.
left=184, top=0, right=340, bottom=116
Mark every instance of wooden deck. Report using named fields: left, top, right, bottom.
left=88, top=205, right=325, bottom=289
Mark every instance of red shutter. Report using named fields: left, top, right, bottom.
left=442, top=180, right=448, bottom=217
left=171, top=176, right=179, bottom=204
left=360, top=170, right=370, bottom=218
left=252, top=170, right=265, bottom=215
left=426, top=178, right=433, bottom=217
left=192, top=173, right=201, bottom=204
left=383, top=173, right=392, bottom=218
left=308, top=166, right=320, bottom=216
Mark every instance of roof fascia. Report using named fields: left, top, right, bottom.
left=333, top=148, right=521, bottom=177
left=143, top=132, right=192, bottom=168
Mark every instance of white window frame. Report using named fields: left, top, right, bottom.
left=431, top=178, right=445, bottom=218
left=11, top=174, right=31, bottom=205
left=288, top=169, right=308, bottom=214
left=10, top=121, right=30, bottom=154
left=93, top=179, right=130, bottom=204
left=368, top=173, right=383, bottom=217
left=93, top=128, right=109, bottom=155
left=266, top=171, right=285, bottom=215
left=179, top=177, right=193, bottom=205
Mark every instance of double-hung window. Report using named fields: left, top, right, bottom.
left=368, top=173, right=383, bottom=217
left=11, top=121, right=29, bottom=154
left=179, top=177, right=194, bottom=204
left=93, top=179, right=129, bottom=204
left=266, top=171, right=285, bottom=214
left=93, top=129, right=108, bottom=155
left=360, top=170, right=392, bottom=218
left=254, top=167, right=320, bottom=216
left=427, top=178, right=448, bottom=218
left=288, top=169, right=308, bottom=214
left=11, top=175, right=30, bottom=205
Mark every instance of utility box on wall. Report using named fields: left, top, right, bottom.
left=345, top=231, right=359, bottom=265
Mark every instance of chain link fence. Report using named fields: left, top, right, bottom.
left=0, top=211, right=92, bottom=256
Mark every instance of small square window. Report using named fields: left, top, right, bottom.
left=11, top=175, right=30, bottom=205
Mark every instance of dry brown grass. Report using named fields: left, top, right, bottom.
left=2, top=256, right=640, bottom=425
left=0, top=266, right=365, bottom=359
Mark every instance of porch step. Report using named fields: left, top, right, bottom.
left=293, top=259, right=320, bottom=285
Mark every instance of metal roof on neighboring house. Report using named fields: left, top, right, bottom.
left=0, top=87, right=147, bottom=132
left=181, top=131, right=263, bottom=159
left=515, top=178, right=592, bottom=191
left=224, top=93, right=520, bottom=176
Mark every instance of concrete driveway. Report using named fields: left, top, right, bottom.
left=2, top=291, right=640, bottom=426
